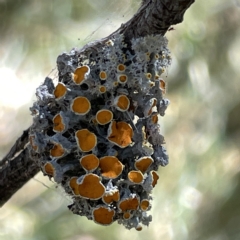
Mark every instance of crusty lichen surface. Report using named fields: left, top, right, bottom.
left=29, top=33, right=170, bottom=230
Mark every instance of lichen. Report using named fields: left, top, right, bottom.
left=29, top=33, right=170, bottom=230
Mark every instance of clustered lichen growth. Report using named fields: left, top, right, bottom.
left=29, top=33, right=170, bottom=230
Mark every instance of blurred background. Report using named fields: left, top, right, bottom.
left=0, top=0, right=240, bottom=239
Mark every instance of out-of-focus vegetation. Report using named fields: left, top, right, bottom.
left=0, top=0, right=240, bottom=239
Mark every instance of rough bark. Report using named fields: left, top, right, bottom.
left=0, top=0, right=195, bottom=207
left=0, top=129, right=40, bottom=207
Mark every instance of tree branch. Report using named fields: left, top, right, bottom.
left=0, top=129, right=40, bottom=207
left=0, top=0, right=195, bottom=207
left=118, top=0, right=195, bottom=40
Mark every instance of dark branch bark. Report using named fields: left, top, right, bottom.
left=0, top=129, right=40, bottom=207
left=118, top=0, right=195, bottom=41
left=0, top=0, right=195, bottom=207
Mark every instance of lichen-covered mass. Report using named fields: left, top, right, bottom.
left=29, top=33, right=170, bottom=230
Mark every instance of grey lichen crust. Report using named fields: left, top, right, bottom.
left=29, top=33, right=170, bottom=230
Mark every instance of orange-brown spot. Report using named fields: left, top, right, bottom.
left=99, top=156, right=123, bottom=179
left=102, top=190, right=120, bottom=204
left=75, top=129, right=97, bottom=152
left=43, top=162, right=54, bottom=176
left=96, top=109, right=113, bottom=125
left=135, top=224, right=143, bottom=231
left=53, top=82, right=67, bottom=100
left=128, top=170, right=144, bottom=184
left=73, top=65, right=90, bottom=85
left=71, top=96, right=91, bottom=115
left=78, top=173, right=105, bottom=200
left=69, top=177, right=79, bottom=195
left=29, top=135, right=38, bottom=151
left=151, top=170, right=159, bottom=187
left=113, top=81, right=118, bottom=87
left=50, top=143, right=65, bottom=158
left=80, top=154, right=99, bottom=172
left=105, top=40, right=114, bottom=46
left=145, top=73, right=152, bottom=79
left=107, top=121, right=133, bottom=148
left=151, top=113, right=158, bottom=124
left=99, top=85, right=106, bottom=93
left=140, top=199, right=150, bottom=211
left=92, top=206, right=115, bottom=225
left=118, top=197, right=139, bottom=212
left=114, top=95, right=130, bottom=112
left=135, top=156, right=153, bottom=173
left=54, top=82, right=67, bottom=100
left=53, top=113, right=65, bottom=132
left=160, top=79, right=166, bottom=94
left=150, top=82, right=155, bottom=87
left=123, top=211, right=131, bottom=219
left=99, top=71, right=107, bottom=80
left=117, top=74, right=128, bottom=84
left=117, top=64, right=126, bottom=72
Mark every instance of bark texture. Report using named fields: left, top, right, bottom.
left=0, top=0, right=195, bottom=207
left=0, top=129, right=40, bottom=207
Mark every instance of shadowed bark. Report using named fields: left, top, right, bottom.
left=0, top=0, right=195, bottom=207
left=0, top=129, right=40, bottom=207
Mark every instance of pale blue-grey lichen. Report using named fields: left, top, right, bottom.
left=29, top=33, right=170, bottom=230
